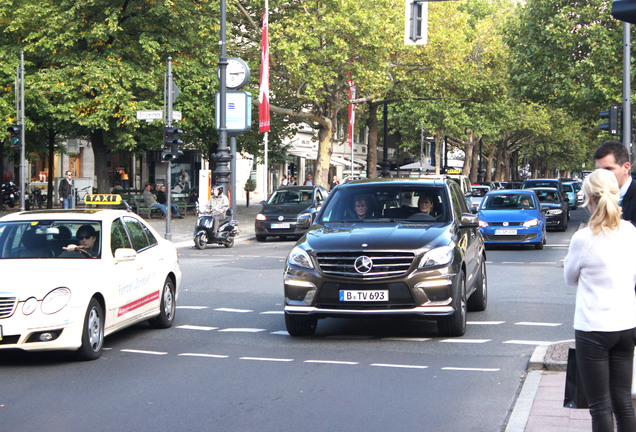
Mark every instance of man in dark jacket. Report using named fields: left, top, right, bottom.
left=58, top=171, right=73, bottom=209
left=594, top=140, right=636, bottom=225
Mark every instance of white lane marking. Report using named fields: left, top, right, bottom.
left=305, top=360, right=359, bottom=365
left=218, top=328, right=266, bottom=333
left=178, top=353, right=229, bottom=359
left=260, top=311, right=284, bottom=315
left=326, top=335, right=374, bottom=340
left=240, top=357, right=294, bottom=362
left=215, top=308, right=253, bottom=313
left=271, top=331, right=290, bottom=335
left=503, top=340, right=555, bottom=346
left=121, top=349, right=167, bottom=355
left=176, top=325, right=218, bottom=331
left=442, top=367, right=500, bottom=372
left=371, top=363, right=429, bottom=369
left=440, top=339, right=491, bottom=344
left=381, top=337, right=431, bottom=342
left=176, top=306, right=209, bottom=310
left=467, top=321, right=505, bottom=325
left=515, top=321, right=562, bottom=327
left=501, top=262, right=556, bottom=265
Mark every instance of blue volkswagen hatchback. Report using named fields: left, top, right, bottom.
left=478, top=190, right=546, bottom=249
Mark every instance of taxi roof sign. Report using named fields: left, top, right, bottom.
left=85, top=194, right=122, bottom=205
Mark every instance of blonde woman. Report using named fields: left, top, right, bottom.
left=564, top=169, right=636, bottom=432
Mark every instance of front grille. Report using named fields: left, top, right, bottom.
left=483, top=234, right=538, bottom=242
left=316, top=251, right=414, bottom=279
left=0, top=296, right=17, bottom=318
left=486, top=222, right=525, bottom=227
left=316, top=282, right=415, bottom=309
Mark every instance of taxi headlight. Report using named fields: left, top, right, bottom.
left=419, top=245, right=454, bottom=268
left=22, top=297, right=38, bottom=315
left=41, top=288, right=71, bottom=314
left=523, top=218, right=539, bottom=227
left=287, top=247, right=314, bottom=269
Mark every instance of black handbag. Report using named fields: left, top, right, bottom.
left=563, top=347, right=589, bottom=409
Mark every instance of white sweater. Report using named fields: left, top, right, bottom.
left=564, top=220, right=636, bottom=332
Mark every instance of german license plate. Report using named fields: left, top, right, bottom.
left=339, top=290, right=388, bottom=302
left=495, top=229, right=517, bottom=235
left=271, top=223, right=290, bottom=229
left=0, top=325, right=3, bottom=341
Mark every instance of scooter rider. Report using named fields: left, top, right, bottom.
left=206, top=185, right=229, bottom=238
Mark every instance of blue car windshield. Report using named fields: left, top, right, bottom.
left=317, top=185, right=449, bottom=223
left=481, top=194, right=536, bottom=210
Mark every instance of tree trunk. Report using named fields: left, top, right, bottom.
left=462, top=129, right=475, bottom=177
left=434, top=130, right=442, bottom=175
left=90, top=129, right=110, bottom=193
left=470, top=137, right=480, bottom=183
left=366, top=102, right=379, bottom=179
left=314, top=119, right=334, bottom=188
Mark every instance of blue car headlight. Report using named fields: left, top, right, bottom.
left=523, top=218, right=539, bottom=227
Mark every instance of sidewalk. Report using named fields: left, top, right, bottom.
left=505, top=341, right=592, bottom=432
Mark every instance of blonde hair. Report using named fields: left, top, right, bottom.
left=582, top=169, right=622, bottom=235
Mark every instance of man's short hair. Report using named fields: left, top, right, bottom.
left=594, top=140, right=630, bottom=166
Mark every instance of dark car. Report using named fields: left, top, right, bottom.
left=529, top=187, right=569, bottom=231
left=283, top=177, right=487, bottom=337
left=255, top=185, right=328, bottom=241
left=522, top=178, right=564, bottom=193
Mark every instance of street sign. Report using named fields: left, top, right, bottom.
left=136, top=110, right=163, bottom=120
left=136, top=110, right=182, bottom=122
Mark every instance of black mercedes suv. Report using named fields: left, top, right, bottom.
left=283, top=177, right=487, bottom=337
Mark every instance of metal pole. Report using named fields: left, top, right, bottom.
left=623, top=23, right=632, bottom=161
left=230, top=135, right=237, bottom=217
left=214, top=0, right=231, bottom=195
left=420, top=126, right=424, bottom=174
left=19, top=52, right=25, bottom=211
left=165, top=58, right=173, bottom=240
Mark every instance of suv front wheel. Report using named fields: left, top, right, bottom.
left=437, top=271, right=467, bottom=337
left=285, top=313, right=317, bottom=336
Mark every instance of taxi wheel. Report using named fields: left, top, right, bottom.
left=438, top=271, right=466, bottom=337
left=150, top=277, right=176, bottom=329
left=194, top=233, right=207, bottom=250
left=77, top=298, right=104, bottom=361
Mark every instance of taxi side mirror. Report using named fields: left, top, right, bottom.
left=114, top=248, right=137, bottom=262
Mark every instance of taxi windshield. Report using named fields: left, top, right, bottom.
left=0, top=220, right=102, bottom=259
left=318, top=185, right=449, bottom=223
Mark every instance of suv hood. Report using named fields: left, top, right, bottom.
left=303, top=223, right=450, bottom=251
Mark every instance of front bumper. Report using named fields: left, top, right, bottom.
left=479, top=226, right=542, bottom=244
left=255, top=220, right=308, bottom=236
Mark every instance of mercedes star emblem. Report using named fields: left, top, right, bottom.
left=354, top=255, right=373, bottom=274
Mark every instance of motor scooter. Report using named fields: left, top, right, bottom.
left=193, top=207, right=239, bottom=249
left=1, top=182, right=20, bottom=208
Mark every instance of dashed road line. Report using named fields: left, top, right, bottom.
left=121, top=349, right=167, bottom=355
left=503, top=340, right=554, bottom=346
left=178, top=353, right=229, bottom=359
left=381, top=337, right=431, bottom=342
left=260, top=311, right=284, bottom=314
left=440, top=339, right=491, bottom=344
left=305, top=360, right=359, bottom=365
left=215, top=308, right=253, bottom=313
left=442, top=367, right=500, bottom=372
left=218, top=328, right=266, bottom=333
left=515, top=321, right=562, bottom=327
left=240, top=357, right=294, bottom=362
left=176, top=325, right=218, bottom=331
left=271, top=331, right=289, bottom=335
left=177, top=306, right=209, bottom=310
left=371, top=363, right=429, bottom=369
left=468, top=321, right=505, bottom=325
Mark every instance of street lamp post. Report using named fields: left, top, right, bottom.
left=213, top=0, right=232, bottom=193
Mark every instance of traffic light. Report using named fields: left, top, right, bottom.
left=162, top=127, right=183, bottom=161
left=600, top=106, right=620, bottom=135
left=7, top=124, right=21, bottom=150
left=612, top=0, right=636, bottom=24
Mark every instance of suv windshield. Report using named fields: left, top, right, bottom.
left=318, top=185, right=449, bottom=223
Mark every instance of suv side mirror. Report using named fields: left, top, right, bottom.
left=460, top=213, right=479, bottom=227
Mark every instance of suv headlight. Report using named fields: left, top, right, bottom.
left=419, top=245, right=454, bottom=268
left=41, top=287, right=71, bottom=314
left=287, top=247, right=314, bottom=269
left=523, top=218, right=539, bottom=227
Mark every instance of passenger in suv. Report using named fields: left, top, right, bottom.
left=283, top=177, right=488, bottom=337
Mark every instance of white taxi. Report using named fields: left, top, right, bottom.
left=0, top=208, right=181, bottom=360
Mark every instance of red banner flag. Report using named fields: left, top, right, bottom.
left=259, top=8, right=270, bottom=133
left=347, top=79, right=356, bottom=147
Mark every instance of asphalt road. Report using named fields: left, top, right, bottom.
left=0, top=208, right=588, bottom=432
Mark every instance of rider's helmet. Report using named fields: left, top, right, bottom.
left=212, top=185, right=223, bottom=196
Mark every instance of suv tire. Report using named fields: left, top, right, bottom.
left=285, top=313, right=317, bottom=336
left=467, top=258, right=487, bottom=312
left=438, top=271, right=467, bottom=337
